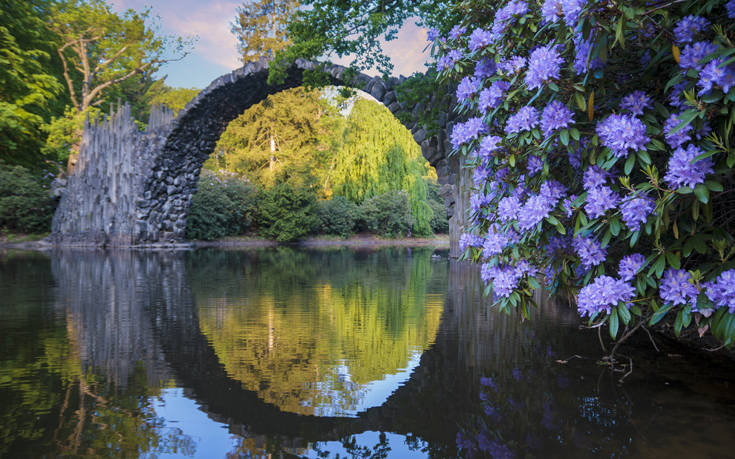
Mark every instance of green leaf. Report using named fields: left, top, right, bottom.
left=694, top=184, right=710, bottom=203
left=559, top=129, right=570, bottom=146
left=669, top=109, right=699, bottom=135
left=609, top=309, right=619, bottom=339
left=624, top=153, right=636, bottom=175
left=665, top=251, right=681, bottom=269
left=649, top=303, right=673, bottom=326
left=704, top=180, right=723, bottom=192
left=674, top=309, right=684, bottom=337
left=618, top=304, right=631, bottom=325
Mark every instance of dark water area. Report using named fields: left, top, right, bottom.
left=0, top=247, right=734, bottom=458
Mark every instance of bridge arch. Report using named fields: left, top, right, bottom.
left=50, top=59, right=463, bottom=248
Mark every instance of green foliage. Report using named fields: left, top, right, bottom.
left=213, top=88, right=342, bottom=191
left=267, top=0, right=463, bottom=84
left=359, top=191, right=413, bottom=237
left=256, top=183, right=320, bottom=242
left=0, top=0, right=64, bottom=167
left=317, top=196, right=359, bottom=238
left=49, top=0, right=194, bottom=112
left=148, top=85, right=199, bottom=115
left=0, top=163, right=57, bottom=233
left=185, top=171, right=258, bottom=241
left=331, top=99, right=434, bottom=235
left=232, top=0, right=298, bottom=64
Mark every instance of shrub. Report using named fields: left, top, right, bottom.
left=186, top=171, right=258, bottom=240
left=256, top=183, right=319, bottom=242
left=317, top=196, right=359, bottom=237
left=432, top=1, right=735, bottom=348
left=0, top=163, right=56, bottom=233
left=429, top=198, right=449, bottom=234
left=359, top=191, right=414, bottom=237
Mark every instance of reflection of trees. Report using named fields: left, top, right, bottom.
left=189, top=247, right=447, bottom=416
left=0, top=251, right=194, bottom=457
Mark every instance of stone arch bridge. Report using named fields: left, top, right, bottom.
left=50, top=59, right=471, bottom=255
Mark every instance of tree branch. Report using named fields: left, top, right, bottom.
left=83, top=62, right=152, bottom=107
left=57, top=43, right=80, bottom=111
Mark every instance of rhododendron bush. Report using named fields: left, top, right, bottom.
left=430, top=0, right=735, bottom=347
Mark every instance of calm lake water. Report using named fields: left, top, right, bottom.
left=1, top=247, right=734, bottom=458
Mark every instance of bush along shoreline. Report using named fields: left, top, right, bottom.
left=431, top=0, right=735, bottom=358
left=185, top=170, right=450, bottom=243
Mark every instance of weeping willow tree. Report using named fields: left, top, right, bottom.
left=330, top=99, right=434, bottom=237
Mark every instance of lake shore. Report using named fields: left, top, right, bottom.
left=0, top=233, right=450, bottom=250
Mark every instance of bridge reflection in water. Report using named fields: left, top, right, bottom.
left=3, top=248, right=734, bottom=457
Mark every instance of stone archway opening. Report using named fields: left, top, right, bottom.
left=50, top=59, right=465, bottom=253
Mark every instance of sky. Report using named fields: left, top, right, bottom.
left=109, top=0, right=431, bottom=89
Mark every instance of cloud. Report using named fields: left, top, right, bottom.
left=110, top=0, right=241, bottom=70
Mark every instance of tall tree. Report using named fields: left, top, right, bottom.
left=0, top=0, right=64, bottom=168
left=48, top=0, right=194, bottom=170
left=231, top=0, right=299, bottom=64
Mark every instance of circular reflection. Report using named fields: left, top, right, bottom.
left=193, top=248, right=446, bottom=416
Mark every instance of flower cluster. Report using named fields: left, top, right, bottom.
left=595, top=114, right=649, bottom=158
left=433, top=0, right=735, bottom=347
left=577, top=276, right=635, bottom=317
left=664, top=144, right=713, bottom=189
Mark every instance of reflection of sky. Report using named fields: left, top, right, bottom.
left=150, top=388, right=239, bottom=458
left=350, top=350, right=423, bottom=415
left=312, top=350, right=423, bottom=417
left=150, top=388, right=430, bottom=458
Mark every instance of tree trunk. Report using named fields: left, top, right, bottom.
left=269, top=133, right=276, bottom=172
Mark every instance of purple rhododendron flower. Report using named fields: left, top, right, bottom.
left=573, top=235, right=606, bottom=269
left=479, top=135, right=503, bottom=160
left=436, top=49, right=462, bottom=71
left=527, top=155, right=543, bottom=176
left=620, top=193, right=655, bottom=230
left=585, top=185, right=619, bottom=218
left=674, top=16, right=710, bottom=44
left=577, top=275, right=635, bottom=317
left=460, top=233, right=484, bottom=251
left=498, top=195, right=522, bottom=222
left=619, top=253, right=646, bottom=281
left=451, top=117, right=487, bottom=148
left=664, top=113, right=693, bottom=149
left=698, top=58, right=735, bottom=95
left=483, top=264, right=523, bottom=298
left=668, top=81, right=688, bottom=109
left=427, top=28, right=440, bottom=42
left=596, top=113, right=649, bottom=158
left=728, top=0, right=735, bottom=19
left=541, top=0, right=563, bottom=23
left=456, top=76, right=482, bottom=102
left=483, top=225, right=510, bottom=258
left=620, top=91, right=652, bottom=115
left=479, top=81, right=510, bottom=112
left=540, top=180, right=567, bottom=202
left=573, top=34, right=603, bottom=75
left=664, top=144, right=714, bottom=189
left=498, top=55, right=527, bottom=74
left=660, top=268, right=699, bottom=306
left=679, top=41, right=718, bottom=70
left=448, top=25, right=466, bottom=40
left=468, top=28, right=494, bottom=52
left=562, top=0, right=586, bottom=26
left=506, top=106, right=539, bottom=134
left=583, top=165, right=608, bottom=190
left=540, top=100, right=574, bottom=136
left=525, top=45, right=563, bottom=90
left=518, top=193, right=554, bottom=231
left=491, top=0, right=529, bottom=41
left=473, top=165, right=492, bottom=187
left=475, top=59, right=497, bottom=78
left=705, top=270, right=735, bottom=313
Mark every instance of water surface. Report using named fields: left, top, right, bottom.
left=0, top=247, right=733, bottom=458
